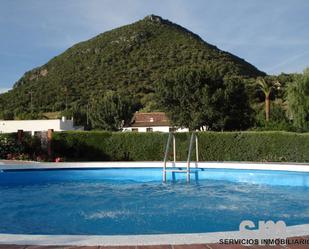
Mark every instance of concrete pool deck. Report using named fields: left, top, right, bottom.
left=0, top=223, right=309, bottom=247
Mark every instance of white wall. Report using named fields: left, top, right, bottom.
left=0, top=119, right=80, bottom=135
left=123, top=126, right=189, bottom=133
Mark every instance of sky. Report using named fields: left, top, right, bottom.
left=1, top=0, right=309, bottom=93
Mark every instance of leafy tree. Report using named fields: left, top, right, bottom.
left=212, top=76, right=254, bottom=130
left=156, top=67, right=253, bottom=131
left=253, top=101, right=294, bottom=131
left=286, top=69, right=309, bottom=131
left=156, top=68, right=207, bottom=130
left=89, top=91, right=135, bottom=131
left=256, top=77, right=281, bottom=122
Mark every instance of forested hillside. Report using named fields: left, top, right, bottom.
left=0, top=15, right=264, bottom=120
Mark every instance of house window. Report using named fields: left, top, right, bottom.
left=132, top=128, right=138, bottom=132
left=146, top=127, right=153, bottom=132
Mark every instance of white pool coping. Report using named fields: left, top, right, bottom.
left=1, top=161, right=309, bottom=172
left=0, top=224, right=308, bottom=246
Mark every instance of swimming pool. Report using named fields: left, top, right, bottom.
left=0, top=167, right=308, bottom=236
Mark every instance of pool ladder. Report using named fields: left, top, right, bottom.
left=162, top=132, right=199, bottom=183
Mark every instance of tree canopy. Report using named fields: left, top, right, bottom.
left=89, top=91, right=135, bottom=131
left=156, top=67, right=253, bottom=131
left=286, top=68, right=309, bottom=131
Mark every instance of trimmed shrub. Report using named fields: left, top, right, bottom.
left=52, top=131, right=309, bottom=162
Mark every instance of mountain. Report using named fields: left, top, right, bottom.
left=0, top=15, right=265, bottom=118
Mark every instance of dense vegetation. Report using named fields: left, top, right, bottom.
left=0, top=15, right=264, bottom=122
left=52, top=131, right=309, bottom=162
left=0, top=133, right=41, bottom=160
left=286, top=68, right=309, bottom=130
left=156, top=67, right=253, bottom=130
left=0, top=133, right=20, bottom=159
left=89, top=90, right=137, bottom=130
left=2, top=131, right=308, bottom=162
left=251, top=70, right=309, bottom=132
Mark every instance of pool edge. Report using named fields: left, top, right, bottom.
left=1, top=161, right=309, bottom=173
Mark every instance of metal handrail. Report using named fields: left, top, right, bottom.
left=186, top=133, right=195, bottom=162
left=163, top=132, right=198, bottom=183
left=186, top=132, right=199, bottom=182
left=195, top=134, right=199, bottom=163
left=186, top=133, right=194, bottom=182
left=163, top=132, right=175, bottom=182
left=163, top=133, right=172, bottom=163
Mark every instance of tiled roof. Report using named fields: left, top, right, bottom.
left=129, top=112, right=171, bottom=127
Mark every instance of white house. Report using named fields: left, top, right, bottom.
left=123, top=112, right=188, bottom=133
left=0, top=117, right=83, bottom=135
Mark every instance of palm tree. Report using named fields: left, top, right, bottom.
left=257, top=77, right=280, bottom=122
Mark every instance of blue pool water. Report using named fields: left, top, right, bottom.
left=0, top=167, right=308, bottom=235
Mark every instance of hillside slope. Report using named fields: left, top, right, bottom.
left=0, top=15, right=265, bottom=116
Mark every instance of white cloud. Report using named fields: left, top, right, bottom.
left=0, top=88, right=10, bottom=94
left=268, top=50, right=309, bottom=74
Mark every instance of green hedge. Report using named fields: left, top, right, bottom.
left=52, top=131, right=309, bottom=162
